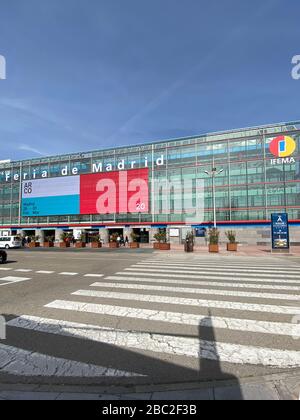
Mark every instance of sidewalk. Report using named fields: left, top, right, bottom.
left=0, top=372, right=299, bottom=400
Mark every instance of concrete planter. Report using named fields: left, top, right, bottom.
left=227, top=243, right=238, bottom=252
left=159, top=243, right=171, bottom=251
left=28, top=242, right=40, bottom=248
left=209, top=244, right=219, bottom=253
left=59, top=242, right=70, bottom=248
left=109, top=242, right=119, bottom=249
left=91, top=242, right=102, bottom=248
left=153, top=243, right=160, bottom=250
left=43, top=242, right=54, bottom=248
left=75, top=242, right=86, bottom=248
left=130, top=242, right=140, bottom=249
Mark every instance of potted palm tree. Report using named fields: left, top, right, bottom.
left=75, top=233, right=86, bottom=248
left=208, top=228, right=220, bottom=253
left=154, top=232, right=171, bottom=251
left=109, top=233, right=119, bottom=248
left=43, top=236, right=54, bottom=248
left=28, top=235, right=40, bottom=248
left=130, top=232, right=140, bottom=249
left=59, top=232, right=71, bottom=248
left=226, top=230, right=238, bottom=252
left=91, top=234, right=102, bottom=248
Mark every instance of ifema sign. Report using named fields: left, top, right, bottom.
left=0, top=55, right=6, bottom=80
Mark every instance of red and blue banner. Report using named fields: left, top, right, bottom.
left=22, top=169, right=149, bottom=217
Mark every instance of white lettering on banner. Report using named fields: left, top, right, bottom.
left=3, top=155, right=165, bottom=182
left=292, top=55, right=300, bottom=80
left=0, top=55, right=6, bottom=80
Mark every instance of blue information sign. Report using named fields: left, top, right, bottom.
left=271, top=213, right=290, bottom=250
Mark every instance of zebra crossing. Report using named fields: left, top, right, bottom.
left=3, top=257, right=300, bottom=381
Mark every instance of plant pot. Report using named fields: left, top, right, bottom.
left=28, top=242, right=40, bottom=248
left=109, top=242, right=119, bottom=249
left=59, top=242, right=70, bottom=248
left=227, top=243, right=238, bottom=252
left=130, top=242, right=140, bottom=249
left=75, top=242, right=86, bottom=248
left=159, top=243, right=171, bottom=251
left=153, top=243, right=160, bottom=250
left=43, top=242, right=54, bottom=248
left=91, top=242, right=102, bottom=248
left=209, top=244, right=219, bottom=253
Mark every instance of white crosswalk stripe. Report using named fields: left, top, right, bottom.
left=124, top=267, right=300, bottom=280
left=104, top=276, right=300, bottom=291
left=116, top=271, right=300, bottom=284
left=135, top=262, right=300, bottom=275
left=70, top=289, right=300, bottom=315
left=4, top=258, right=300, bottom=377
left=90, top=282, right=300, bottom=301
left=6, top=315, right=300, bottom=368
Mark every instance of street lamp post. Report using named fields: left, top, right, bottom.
left=205, top=158, right=224, bottom=229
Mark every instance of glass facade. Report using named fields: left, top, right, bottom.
left=1, top=122, right=300, bottom=228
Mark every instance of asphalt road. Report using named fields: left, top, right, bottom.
left=0, top=248, right=300, bottom=388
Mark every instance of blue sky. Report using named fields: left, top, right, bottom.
left=0, top=0, right=299, bottom=160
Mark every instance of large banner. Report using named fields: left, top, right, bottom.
left=22, top=169, right=149, bottom=217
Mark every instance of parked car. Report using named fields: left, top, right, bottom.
left=0, top=250, right=7, bottom=264
left=0, top=236, right=22, bottom=249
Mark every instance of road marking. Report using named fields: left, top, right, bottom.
left=116, top=271, right=300, bottom=284
left=10, top=315, right=300, bottom=368
left=44, top=299, right=300, bottom=338
left=84, top=274, right=104, bottom=278
left=135, top=263, right=300, bottom=275
left=104, top=276, right=300, bottom=291
left=125, top=267, right=300, bottom=280
left=59, top=272, right=78, bottom=276
left=71, top=289, right=300, bottom=315
left=0, top=267, right=12, bottom=271
left=90, top=282, right=300, bottom=301
left=0, top=276, right=31, bottom=286
left=15, top=269, right=33, bottom=273
left=139, top=261, right=300, bottom=272
left=36, top=271, right=55, bottom=274
left=0, top=343, right=142, bottom=377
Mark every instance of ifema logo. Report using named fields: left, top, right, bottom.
left=270, top=136, right=297, bottom=165
left=0, top=54, right=6, bottom=80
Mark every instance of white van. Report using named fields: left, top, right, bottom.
left=0, top=236, right=22, bottom=249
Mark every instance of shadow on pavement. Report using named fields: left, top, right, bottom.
left=0, top=312, right=243, bottom=400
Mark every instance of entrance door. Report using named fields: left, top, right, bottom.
left=133, top=228, right=149, bottom=244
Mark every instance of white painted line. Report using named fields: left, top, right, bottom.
left=91, top=282, right=300, bottom=301
left=71, top=289, right=300, bottom=315
left=0, top=276, right=31, bottom=286
left=15, top=269, right=33, bottom=273
left=36, top=271, right=55, bottom=274
left=44, top=299, right=300, bottom=338
left=8, top=315, right=300, bottom=368
left=125, top=267, right=300, bottom=280
left=59, top=272, right=78, bottom=276
left=84, top=274, right=104, bottom=278
left=117, top=271, right=300, bottom=284
left=105, top=276, right=300, bottom=291
left=140, top=261, right=300, bottom=271
left=0, top=267, right=12, bottom=271
left=135, top=263, right=300, bottom=275
left=0, top=343, right=142, bottom=377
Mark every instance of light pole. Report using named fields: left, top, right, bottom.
left=205, top=158, right=224, bottom=229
